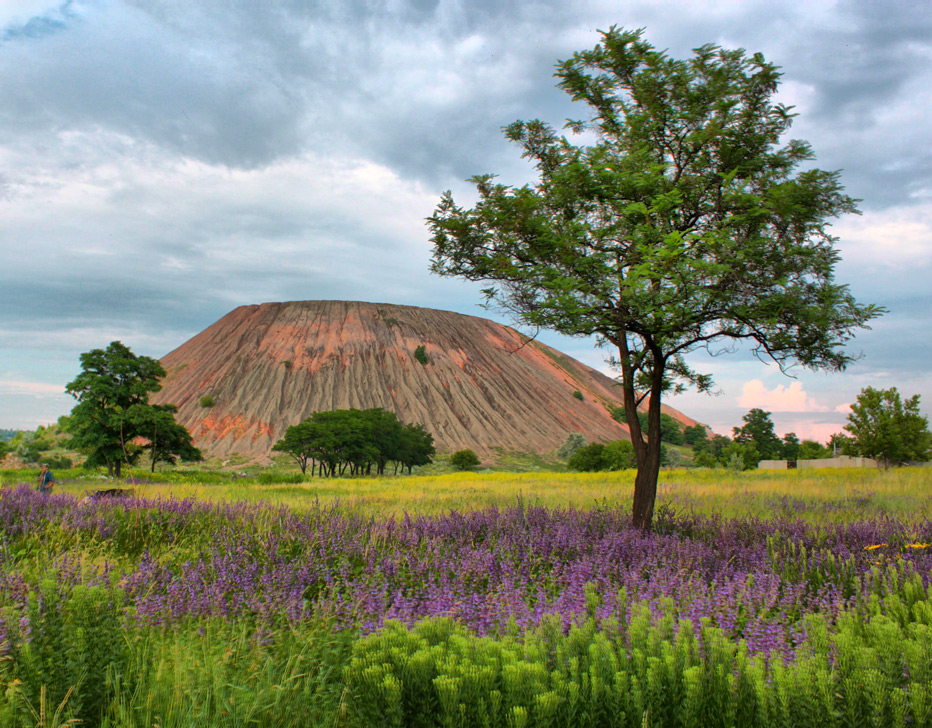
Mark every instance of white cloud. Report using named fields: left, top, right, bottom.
left=835, top=202, right=932, bottom=267
left=0, top=379, right=64, bottom=397
left=738, top=379, right=828, bottom=412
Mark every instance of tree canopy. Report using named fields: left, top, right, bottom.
left=65, top=341, right=198, bottom=475
left=428, top=27, right=882, bottom=529
left=733, top=408, right=782, bottom=461
left=272, top=408, right=435, bottom=476
left=843, top=387, right=931, bottom=469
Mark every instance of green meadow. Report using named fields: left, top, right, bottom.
left=0, top=465, right=930, bottom=727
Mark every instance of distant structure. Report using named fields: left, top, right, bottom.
left=759, top=455, right=879, bottom=470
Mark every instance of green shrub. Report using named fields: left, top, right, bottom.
left=567, top=443, right=606, bottom=471
left=199, top=395, right=215, bottom=408
left=256, top=471, right=306, bottom=485
left=2, top=582, right=129, bottom=726
left=557, top=433, right=587, bottom=460
left=572, top=390, right=584, bottom=400
left=414, top=345, right=430, bottom=365
left=450, top=449, right=480, bottom=470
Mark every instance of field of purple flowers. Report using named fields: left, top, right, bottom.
left=0, top=482, right=931, bottom=726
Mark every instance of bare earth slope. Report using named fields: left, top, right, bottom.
left=152, top=301, right=701, bottom=460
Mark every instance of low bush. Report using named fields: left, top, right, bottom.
left=199, top=395, right=215, bottom=407
left=450, top=449, right=481, bottom=470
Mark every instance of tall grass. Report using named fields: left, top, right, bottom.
left=31, top=466, right=929, bottom=521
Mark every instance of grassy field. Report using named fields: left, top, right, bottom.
left=6, top=464, right=930, bottom=521
left=0, top=465, right=931, bottom=726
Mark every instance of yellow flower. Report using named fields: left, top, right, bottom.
left=864, top=544, right=887, bottom=550
left=906, top=543, right=930, bottom=549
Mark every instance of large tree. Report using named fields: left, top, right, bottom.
left=843, top=387, right=931, bottom=469
left=65, top=341, right=193, bottom=477
left=428, top=27, right=882, bottom=529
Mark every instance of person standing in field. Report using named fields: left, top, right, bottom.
left=37, top=464, right=55, bottom=494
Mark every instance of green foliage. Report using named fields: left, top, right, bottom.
left=413, top=345, right=430, bottom=365
left=129, top=403, right=203, bottom=472
left=798, top=439, right=831, bottom=460
left=694, top=450, right=718, bottom=468
left=65, top=341, right=168, bottom=477
left=428, top=26, right=882, bottom=529
left=344, top=606, right=932, bottom=728
left=733, top=409, right=782, bottom=461
left=273, top=408, right=435, bottom=476
left=450, top=449, right=481, bottom=470
left=2, top=582, right=129, bottom=726
left=844, top=387, right=932, bottom=468
left=683, top=425, right=708, bottom=447
left=781, top=432, right=801, bottom=461
left=199, top=395, right=215, bottom=407
left=572, top=390, right=584, bottom=400
left=659, top=414, right=684, bottom=445
left=556, top=433, right=587, bottom=460
left=567, top=440, right=636, bottom=471
left=42, top=455, right=72, bottom=470
left=721, top=441, right=760, bottom=471
left=567, top=443, right=606, bottom=472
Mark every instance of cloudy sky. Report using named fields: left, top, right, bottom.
left=1, top=0, right=929, bottom=442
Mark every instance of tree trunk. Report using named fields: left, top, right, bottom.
left=618, top=336, right=665, bottom=531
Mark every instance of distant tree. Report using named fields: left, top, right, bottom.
left=199, top=395, right=215, bottom=407
left=557, top=433, right=587, bottom=459
left=603, top=440, right=637, bottom=470
left=567, top=443, right=607, bottom=472
left=272, top=420, right=318, bottom=474
left=572, top=390, right=584, bottom=401
left=65, top=341, right=168, bottom=477
left=428, top=26, right=883, bottom=530
left=694, top=451, right=717, bottom=468
left=128, top=403, right=202, bottom=472
left=273, top=409, right=435, bottom=477
left=843, top=387, right=931, bottom=469
left=798, top=439, right=831, bottom=460
left=0, top=439, right=8, bottom=461
left=396, top=423, right=435, bottom=474
left=733, top=409, right=782, bottom=460
left=683, top=425, right=708, bottom=447
left=780, top=432, right=801, bottom=461
left=450, top=449, right=481, bottom=471
left=659, top=414, right=684, bottom=445
left=720, top=440, right=760, bottom=470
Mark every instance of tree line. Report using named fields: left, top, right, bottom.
left=562, top=385, right=930, bottom=472
left=272, top=408, right=435, bottom=477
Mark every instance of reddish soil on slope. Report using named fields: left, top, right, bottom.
left=152, top=301, right=702, bottom=460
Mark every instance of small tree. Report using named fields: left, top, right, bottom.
left=567, top=443, right=607, bottom=472
left=843, top=387, right=931, bottom=469
left=450, top=449, right=481, bottom=470
left=428, top=28, right=881, bottom=528
left=557, top=433, right=587, bottom=459
left=396, top=423, right=436, bottom=474
left=683, top=425, right=708, bottom=447
left=272, top=420, right=319, bottom=474
left=129, top=403, right=203, bottom=472
left=780, top=432, right=801, bottom=461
